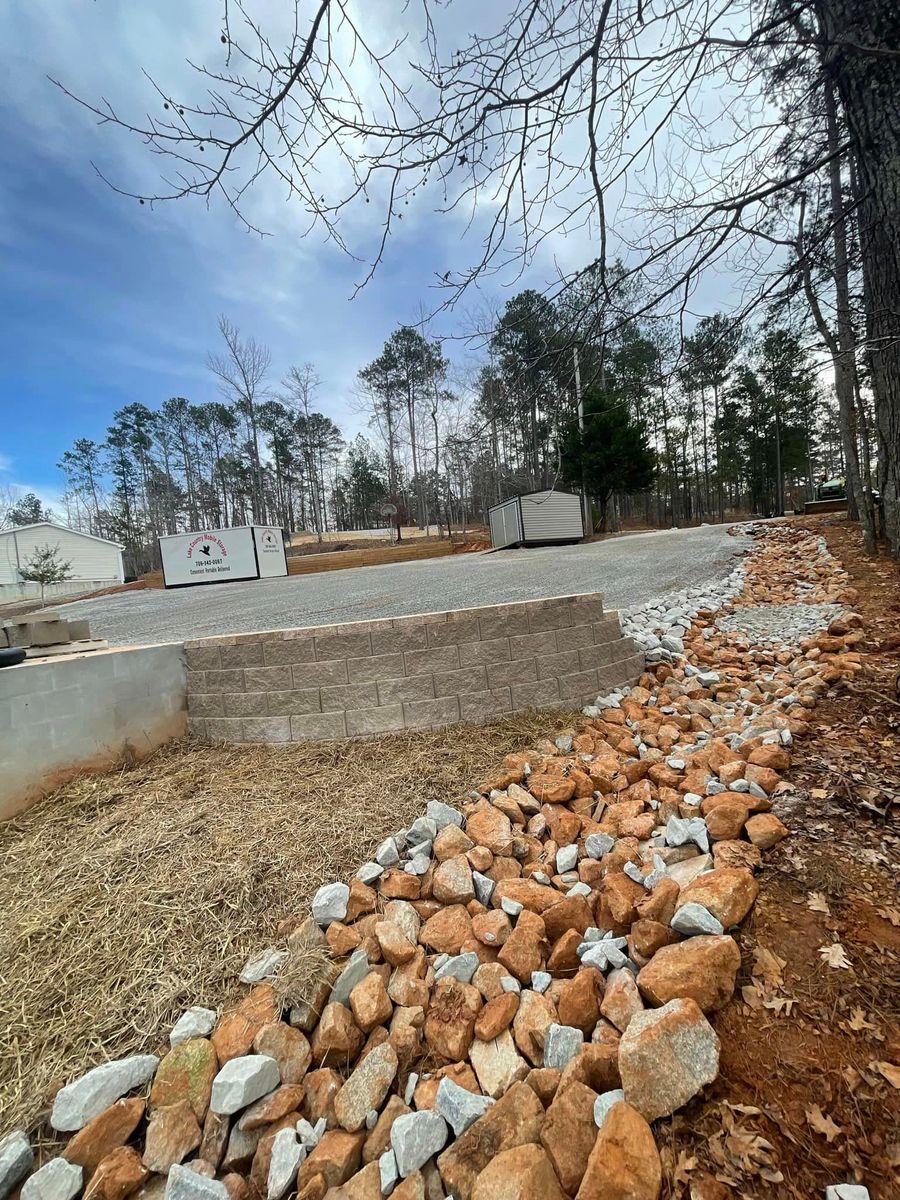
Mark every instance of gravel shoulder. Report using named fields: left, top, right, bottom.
left=60, top=524, right=751, bottom=647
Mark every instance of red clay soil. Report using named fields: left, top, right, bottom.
left=655, top=516, right=899, bottom=1199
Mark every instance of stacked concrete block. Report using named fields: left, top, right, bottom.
left=2, top=611, right=104, bottom=657
left=184, top=592, right=644, bottom=744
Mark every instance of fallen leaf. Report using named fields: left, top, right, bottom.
left=876, top=905, right=900, bottom=926
left=818, top=942, right=851, bottom=969
left=870, top=1061, right=900, bottom=1089
left=810, top=788, right=828, bottom=799
left=845, top=1008, right=877, bottom=1033
left=753, top=946, right=787, bottom=986
left=806, top=1105, right=842, bottom=1143
left=807, top=891, right=830, bottom=914
left=673, top=1150, right=696, bottom=1183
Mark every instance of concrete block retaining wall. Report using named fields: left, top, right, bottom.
left=184, top=592, right=644, bottom=742
left=0, top=644, right=187, bottom=819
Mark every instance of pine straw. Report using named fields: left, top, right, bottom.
left=0, top=711, right=578, bottom=1136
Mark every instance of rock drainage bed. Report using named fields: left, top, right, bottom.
left=0, top=525, right=871, bottom=1200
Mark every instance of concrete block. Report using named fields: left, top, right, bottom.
left=426, top=616, right=480, bottom=646
left=432, top=665, right=488, bottom=697
left=187, top=717, right=206, bottom=739
left=264, top=689, right=321, bottom=716
left=5, top=609, right=61, bottom=625
left=219, top=642, right=265, bottom=669
left=569, top=595, right=605, bottom=625
left=508, top=631, right=558, bottom=659
left=345, top=705, right=405, bottom=735
left=291, top=712, right=347, bottom=740
left=527, top=603, right=573, bottom=633
left=204, top=718, right=245, bottom=742
left=370, top=624, right=427, bottom=655
left=476, top=607, right=531, bottom=640
left=67, top=620, right=92, bottom=641
left=485, top=658, right=537, bottom=689
left=243, top=665, right=292, bottom=691
left=556, top=623, right=594, bottom=651
left=402, top=696, right=461, bottom=729
left=262, top=638, right=316, bottom=666
left=320, top=682, right=379, bottom=712
left=578, top=643, right=614, bottom=671
left=459, top=689, right=512, bottom=722
left=346, top=652, right=404, bottom=683
left=202, top=669, right=245, bottom=693
left=292, top=659, right=348, bottom=688
left=376, top=674, right=435, bottom=705
left=242, top=717, right=291, bottom=743
left=558, top=668, right=600, bottom=700
left=403, top=644, right=461, bottom=677
left=0, top=628, right=7, bottom=647
left=457, top=637, right=510, bottom=667
left=536, top=650, right=582, bottom=680
left=223, top=692, right=269, bottom=717
left=592, top=618, right=624, bottom=644
left=6, top=621, right=69, bottom=647
left=185, top=644, right=222, bottom=671
left=509, top=678, right=561, bottom=709
left=314, top=629, right=372, bottom=661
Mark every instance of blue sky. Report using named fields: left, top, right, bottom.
left=1, top=1, right=745, bottom=514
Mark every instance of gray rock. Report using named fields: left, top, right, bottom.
left=330, top=948, right=371, bottom=1006
left=671, top=903, right=724, bottom=936
left=333, top=1043, right=398, bottom=1134
left=472, top=871, right=495, bottom=906
left=434, top=952, right=479, bottom=984
left=500, top=975, right=521, bottom=995
left=665, top=815, right=709, bottom=853
left=580, top=941, right=629, bottom=972
left=623, top=862, right=644, bottom=885
left=426, top=801, right=463, bottom=830
left=210, top=1055, right=280, bottom=1115
left=390, top=1110, right=449, bottom=1177
left=266, top=1129, right=303, bottom=1200
left=375, top=837, right=400, bottom=867
left=355, top=862, right=384, bottom=885
left=379, top=1150, right=399, bottom=1196
left=593, top=1089, right=625, bottom=1129
left=295, top=1119, right=318, bottom=1149
left=311, top=882, right=349, bottom=926
left=239, top=948, right=287, bottom=984
left=585, top=832, right=615, bottom=859
left=0, top=1133, right=33, bottom=1200
left=435, top=1078, right=494, bottom=1136
left=404, top=853, right=432, bottom=876
left=824, top=1187, right=870, bottom=1200
left=164, top=1164, right=229, bottom=1200
left=531, top=972, right=551, bottom=994
left=542, top=1024, right=584, bottom=1070
left=619, top=998, right=719, bottom=1121
left=170, top=1007, right=217, bottom=1047
left=20, top=1160, right=81, bottom=1200
left=51, top=1055, right=160, bottom=1131
left=667, top=854, right=714, bottom=888
left=403, top=1073, right=419, bottom=1105
left=555, top=735, right=573, bottom=753
left=408, top=817, right=438, bottom=844
left=565, top=881, right=592, bottom=898
left=365, top=1110, right=378, bottom=1131
left=500, top=897, right=523, bottom=917
left=555, top=845, right=578, bottom=874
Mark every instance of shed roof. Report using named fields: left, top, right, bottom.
left=0, top=521, right=124, bottom=549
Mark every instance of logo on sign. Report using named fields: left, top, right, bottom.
left=187, top=534, right=228, bottom=560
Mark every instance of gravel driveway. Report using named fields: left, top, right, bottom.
left=61, top=524, right=751, bottom=647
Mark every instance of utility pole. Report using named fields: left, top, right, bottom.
left=573, top=345, right=592, bottom=534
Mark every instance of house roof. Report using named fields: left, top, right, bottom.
left=0, top=522, right=125, bottom=550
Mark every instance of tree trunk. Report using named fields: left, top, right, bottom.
left=818, top=0, right=900, bottom=553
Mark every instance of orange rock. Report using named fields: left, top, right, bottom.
left=744, top=764, right=781, bottom=794
left=747, top=744, right=790, bottom=771
left=546, top=928, right=583, bottom=974
left=150, top=1039, right=218, bottom=1121
left=556, top=969, right=600, bottom=1034
left=712, top=840, right=762, bottom=872
left=539, top=1081, right=598, bottom=1195
left=64, top=1099, right=145, bottom=1177
left=524, top=1066, right=561, bottom=1107
left=375, top=921, right=417, bottom=966
left=472, top=910, right=512, bottom=948
left=676, top=868, right=759, bottom=928
left=475, top=992, right=519, bottom=1041
left=432, top=856, right=476, bottom=904
left=542, top=895, right=593, bottom=943
left=492, top=879, right=560, bottom=914
left=630, top=919, right=679, bottom=961
left=576, top=1101, right=660, bottom=1200
left=424, top=978, right=482, bottom=1061
left=618, top=998, right=719, bottom=1121
left=637, top=935, right=741, bottom=1013
left=346, top=879, right=378, bottom=922
left=420, top=905, right=473, bottom=955
left=467, top=802, right=515, bottom=854
left=253, top=1023, right=313, bottom=1084
left=557, top=1043, right=620, bottom=1095
left=602, top=872, right=646, bottom=926
left=513, top=989, right=558, bottom=1066
left=434, top=825, right=475, bottom=861
left=141, top=1100, right=201, bottom=1175
left=497, top=910, right=547, bottom=982
left=311, top=1004, right=364, bottom=1067
left=348, top=972, right=393, bottom=1033
left=704, top=799, right=750, bottom=841
left=84, top=1147, right=148, bottom=1200
left=240, top=1084, right=306, bottom=1130
left=212, top=985, right=279, bottom=1063
left=362, top=1095, right=410, bottom=1163
left=745, top=813, right=789, bottom=849
left=327, top=923, right=362, bottom=958
left=437, top=1081, right=545, bottom=1200
left=600, top=967, right=644, bottom=1032
left=471, top=1143, right=566, bottom=1200
left=528, top=774, right=576, bottom=804
left=413, top=1062, right=479, bottom=1111
left=296, top=1130, right=365, bottom=1193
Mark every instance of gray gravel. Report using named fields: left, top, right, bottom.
left=59, top=524, right=751, bottom=647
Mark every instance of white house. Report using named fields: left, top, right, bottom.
left=0, top=522, right=125, bottom=602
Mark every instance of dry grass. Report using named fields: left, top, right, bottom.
left=0, top=711, right=578, bottom=1135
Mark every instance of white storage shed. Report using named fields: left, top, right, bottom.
left=0, top=522, right=125, bottom=601
left=488, top=489, right=586, bottom=549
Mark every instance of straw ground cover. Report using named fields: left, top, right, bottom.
left=0, top=710, right=578, bottom=1138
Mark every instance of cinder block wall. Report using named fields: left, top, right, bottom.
left=0, top=644, right=187, bottom=819
left=184, top=592, right=643, bottom=743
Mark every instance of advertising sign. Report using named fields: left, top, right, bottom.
left=253, top=526, right=288, bottom=578
left=159, top=527, right=261, bottom=587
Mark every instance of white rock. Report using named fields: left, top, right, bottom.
left=426, top=801, right=463, bottom=830
left=51, top=1055, right=160, bottom=1132
left=210, top=1055, right=280, bottom=1115
left=531, top=972, right=551, bottom=994
left=585, top=833, right=615, bottom=859
left=667, top=854, right=714, bottom=888
left=435, top=1078, right=494, bottom=1136
left=311, top=882, right=349, bottom=926
left=824, top=1187, right=870, bottom=1200
left=366, top=1110, right=378, bottom=1131
left=500, top=897, right=523, bottom=917
left=542, top=1024, right=584, bottom=1070
left=594, top=1089, right=625, bottom=1129
left=295, top=1119, right=318, bottom=1149
left=555, top=845, right=578, bottom=874
left=266, top=1129, right=303, bottom=1200
left=165, top=1165, right=229, bottom=1200
left=375, top=838, right=400, bottom=867
left=565, top=882, right=592, bottom=898
left=403, top=1073, right=419, bottom=1105
left=404, top=854, right=431, bottom=876
left=356, top=862, right=383, bottom=885
left=500, top=976, right=521, bottom=995
left=330, top=949, right=371, bottom=1006
left=170, top=1007, right=217, bottom=1047
left=434, top=952, right=479, bottom=984
left=472, top=872, right=495, bottom=906
left=0, top=1133, right=33, bottom=1200
left=671, top=903, right=724, bottom=936
left=20, top=1160, right=82, bottom=1200
left=390, top=1111, right=449, bottom=1177
left=239, top=948, right=287, bottom=984
left=468, top=1030, right=527, bottom=1099
left=580, top=942, right=628, bottom=972
left=379, top=1150, right=399, bottom=1195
